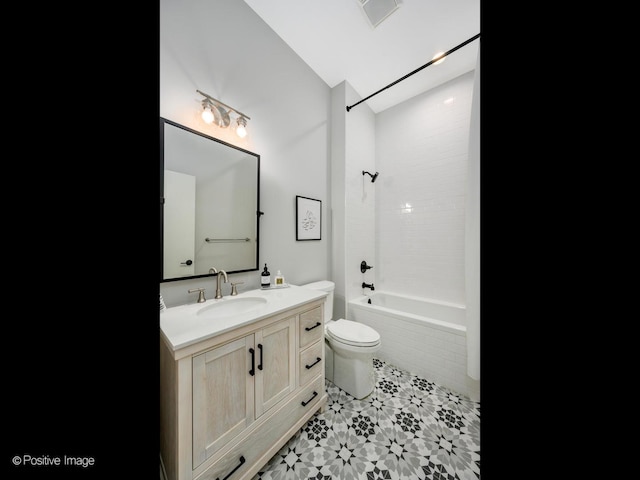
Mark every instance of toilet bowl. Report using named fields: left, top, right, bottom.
left=300, top=281, right=381, bottom=399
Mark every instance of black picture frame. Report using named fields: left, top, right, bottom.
left=296, top=195, right=321, bottom=241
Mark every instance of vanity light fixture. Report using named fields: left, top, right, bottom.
left=197, top=89, right=251, bottom=138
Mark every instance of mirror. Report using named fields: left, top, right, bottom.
left=160, top=117, right=260, bottom=282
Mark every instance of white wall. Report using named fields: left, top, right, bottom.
left=331, top=81, right=376, bottom=320
left=330, top=83, right=347, bottom=320
left=160, top=0, right=331, bottom=307
left=374, top=72, right=475, bottom=305
left=344, top=84, right=376, bottom=311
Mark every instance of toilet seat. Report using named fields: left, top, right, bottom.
left=326, top=319, right=380, bottom=347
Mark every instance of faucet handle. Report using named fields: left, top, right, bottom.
left=188, top=288, right=206, bottom=303
left=230, top=281, right=244, bottom=296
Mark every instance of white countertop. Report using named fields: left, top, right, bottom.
left=160, top=285, right=327, bottom=352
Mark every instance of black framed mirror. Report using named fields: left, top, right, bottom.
left=160, top=117, right=260, bottom=282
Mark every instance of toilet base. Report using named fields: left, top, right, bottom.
left=330, top=347, right=376, bottom=400
left=323, top=318, right=381, bottom=400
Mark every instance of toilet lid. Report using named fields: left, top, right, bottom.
left=326, top=319, right=380, bottom=347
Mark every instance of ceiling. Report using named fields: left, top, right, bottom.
left=243, top=0, right=480, bottom=113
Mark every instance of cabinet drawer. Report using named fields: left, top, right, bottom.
left=299, top=306, right=323, bottom=349
left=299, top=341, right=323, bottom=387
left=195, top=375, right=325, bottom=480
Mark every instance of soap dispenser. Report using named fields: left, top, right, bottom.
left=261, top=263, right=271, bottom=288
left=274, top=270, right=285, bottom=286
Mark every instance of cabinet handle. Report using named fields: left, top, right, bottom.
left=249, top=348, right=255, bottom=376
left=305, top=322, right=321, bottom=331
left=216, top=455, right=245, bottom=480
left=257, top=343, right=263, bottom=370
left=301, top=391, right=318, bottom=407
left=305, top=357, right=321, bottom=369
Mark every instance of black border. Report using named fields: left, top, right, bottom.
left=4, top=3, right=160, bottom=477
left=295, top=195, right=322, bottom=241
left=159, top=117, right=261, bottom=283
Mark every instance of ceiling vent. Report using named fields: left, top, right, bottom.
left=357, top=0, right=400, bottom=28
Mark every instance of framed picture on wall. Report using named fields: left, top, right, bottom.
left=296, top=195, right=321, bottom=241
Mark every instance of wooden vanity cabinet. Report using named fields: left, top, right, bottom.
left=160, top=299, right=326, bottom=480
left=191, top=316, right=295, bottom=468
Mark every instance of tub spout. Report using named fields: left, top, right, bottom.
left=362, top=282, right=375, bottom=291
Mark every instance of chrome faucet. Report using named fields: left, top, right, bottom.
left=214, top=270, right=228, bottom=299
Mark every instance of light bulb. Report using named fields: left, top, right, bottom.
left=202, top=106, right=214, bottom=124
left=432, top=52, right=446, bottom=65
left=236, top=116, right=247, bottom=138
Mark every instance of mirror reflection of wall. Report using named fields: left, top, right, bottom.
left=161, top=118, right=260, bottom=282
left=163, top=169, right=196, bottom=278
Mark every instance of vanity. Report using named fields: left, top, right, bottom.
left=159, top=286, right=328, bottom=480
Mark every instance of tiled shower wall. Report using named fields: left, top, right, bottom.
left=375, top=72, right=475, bottom=305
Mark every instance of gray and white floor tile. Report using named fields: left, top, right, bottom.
left=252, top=358, right=480, bottom=480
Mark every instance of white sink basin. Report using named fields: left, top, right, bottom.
left=196, top=297, right=268, bottom=319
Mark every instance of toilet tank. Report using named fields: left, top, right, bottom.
left=300, top=280, right=334, bottom=323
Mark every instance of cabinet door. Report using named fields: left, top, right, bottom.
left=192, top=336, right=255, bottom=468
left=255, top=316, right=296, bottom=418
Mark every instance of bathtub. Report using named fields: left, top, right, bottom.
left=349, top=292, right=479, bottom=401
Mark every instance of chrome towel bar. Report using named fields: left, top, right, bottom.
left=205, top=237, right=250, bottom=243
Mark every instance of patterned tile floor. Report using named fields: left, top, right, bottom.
left=252, top=358, right=480, bottom=480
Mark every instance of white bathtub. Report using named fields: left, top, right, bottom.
left=349, top=292, right=479, bottom=401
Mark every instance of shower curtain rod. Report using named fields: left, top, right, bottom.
left=346, top=33, right=481, bottom=112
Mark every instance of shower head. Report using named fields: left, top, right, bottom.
left=362, top=170, right=379, bottom=183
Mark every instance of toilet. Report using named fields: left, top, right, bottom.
left=300, top=280, right=381, bottom=399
